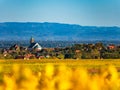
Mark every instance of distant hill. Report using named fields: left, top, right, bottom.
left=0, top=22, right=120, bottom=41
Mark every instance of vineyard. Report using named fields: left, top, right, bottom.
left=0, top=59, right=120, bottom=90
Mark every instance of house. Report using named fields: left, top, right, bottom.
left=10, top=44, right=20, bottom=51
left=24, top=53, right=35, bottom=60
left=28, top=37, right=42, bottom=51
left=75, top=50, right=80, bottom=53
left=107, top=44, right=115, bottom=50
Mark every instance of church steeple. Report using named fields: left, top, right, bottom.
left=30, top=36, right=34, bottom=44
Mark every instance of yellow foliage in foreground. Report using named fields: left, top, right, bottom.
left=0, top=64, right=120, bottom=90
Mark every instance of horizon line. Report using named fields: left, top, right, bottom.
left=0, top=21, right=119, bottom=27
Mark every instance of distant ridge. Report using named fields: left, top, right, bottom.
left=0, top=22, right=120, bottom=41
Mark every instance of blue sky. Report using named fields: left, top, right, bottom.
left=0, top=0, right=120, bottom=26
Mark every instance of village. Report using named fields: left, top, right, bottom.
left=0, top=37, right=120, bottom=60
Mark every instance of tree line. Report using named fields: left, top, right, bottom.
left=0, top=42, right=120, bottom=59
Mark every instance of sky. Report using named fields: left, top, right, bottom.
left=0, top=0, right=120, bottom=26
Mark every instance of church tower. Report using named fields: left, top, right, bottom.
left=30, top=37, right=34, bottom=44
left=28, top=37, right=42, bottom=51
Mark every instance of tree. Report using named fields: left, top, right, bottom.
left=57, top=53, right=64, bottom=59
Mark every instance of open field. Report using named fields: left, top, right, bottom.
left=1, top=59, right=120, bottom=72
left=0, top=59, right=120, bottom=90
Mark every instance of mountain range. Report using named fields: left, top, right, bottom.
left=0, top=22, right=120, bottom=41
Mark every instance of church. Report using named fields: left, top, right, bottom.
left=28, top=37, right=42, bottom=51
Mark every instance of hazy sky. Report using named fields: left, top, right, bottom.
left=0, top=0, right=120, bottom=26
